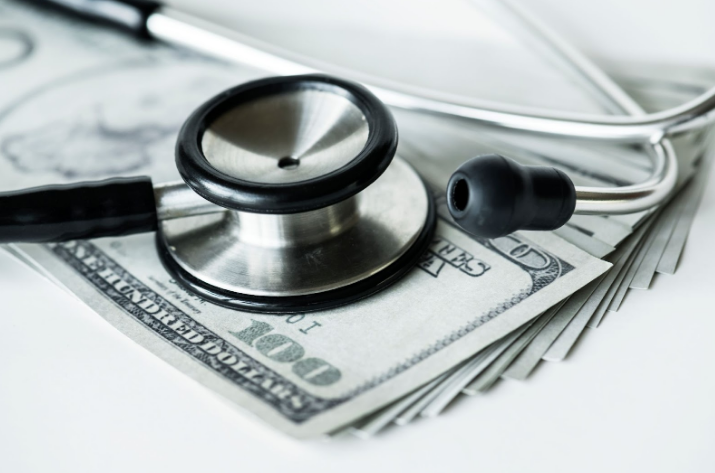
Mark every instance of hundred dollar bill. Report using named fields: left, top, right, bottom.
left=0, top=1, right=610, bottom=437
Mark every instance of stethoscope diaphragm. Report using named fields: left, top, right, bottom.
left=157, top=75, right=435, bottom=313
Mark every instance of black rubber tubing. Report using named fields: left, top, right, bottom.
left=0, top=177, right=158, bottom=243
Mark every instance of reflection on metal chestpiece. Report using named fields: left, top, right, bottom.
left=158, top=74, right=436, bottom=313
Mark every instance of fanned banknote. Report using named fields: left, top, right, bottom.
left=1, top=0, right=711, bottom=439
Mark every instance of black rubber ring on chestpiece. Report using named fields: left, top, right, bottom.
left=175, top=74, right=398, bottom=214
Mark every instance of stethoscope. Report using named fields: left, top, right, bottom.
left=3, top=0, right=715, bottom=314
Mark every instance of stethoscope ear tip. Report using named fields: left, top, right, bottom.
left=447, top=154, right=576, bottom=239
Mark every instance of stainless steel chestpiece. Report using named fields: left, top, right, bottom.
left=0, top=75, right=436, bottom=313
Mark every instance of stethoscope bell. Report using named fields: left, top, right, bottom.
left=157, top=75, right=436, bottom=313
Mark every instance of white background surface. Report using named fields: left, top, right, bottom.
left=2, top=1, right=715, bottom=472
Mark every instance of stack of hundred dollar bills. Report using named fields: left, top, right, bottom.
left=0, top=1, right=712, bottom=439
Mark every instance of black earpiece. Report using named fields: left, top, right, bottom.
left=446, top=154, right=576, bottom=239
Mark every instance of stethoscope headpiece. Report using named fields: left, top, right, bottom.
left=157, top=75, right=436, bottom=313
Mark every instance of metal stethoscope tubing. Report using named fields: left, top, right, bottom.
left=29, top=1, right=715, bottom=218
left=148, top=7, right=715, bottom=140
left=143, top=5, right=706, bottom=218
left=145, top=6, right=694, bottom=219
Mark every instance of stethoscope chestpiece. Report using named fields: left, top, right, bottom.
left=157, top=75, right=436, bottom=313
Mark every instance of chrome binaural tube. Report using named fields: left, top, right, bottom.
left=573, top=138, right=677, bottom=215
left=147, top=7, right=715, bottom=143
left=144, top=5, right=695, bottom=217
left=33, top=0, right=713, bottom=218
left=482, top=0, right=679, bottom=217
